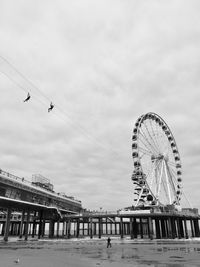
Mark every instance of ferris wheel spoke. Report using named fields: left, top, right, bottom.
left=139, top=128, right=159, bottom=155
left=165, top=164, right=177, bottom=198
left=149, top=120, right=162, bottom=152
left=142, top=121, right=160, bottom=154
left=167, top=160, right=177, bottom=168
left=148, top=159, right=160, bottom=190
left=163, top=160, right=172, bottom=204
left=143, top=121, right=159, bottom=152
left=138, top=146, right=152, bottom=156
left=138, top=134, right=155, bottom=155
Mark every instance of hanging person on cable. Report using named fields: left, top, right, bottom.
left=23, top=92, right=31, bottom=102
left=48, top=102, right=54, bottom=112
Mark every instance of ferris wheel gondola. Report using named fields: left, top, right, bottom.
left=131, top=112, right=182, bottom=208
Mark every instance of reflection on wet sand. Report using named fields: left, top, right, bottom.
left=0, top=238, right=200, bottom=266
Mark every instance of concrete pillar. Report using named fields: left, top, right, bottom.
left=38, top=210, right=43, bottom=239
left=98, top=218, right=102, bottom=239
left=90, top=217, right=93, bottom=239
left=130, top=217, right=134, bottom=239
left=184, top=219, right=189, bottom=239
left=105, top=218, right=108, bottom=235
left=120, top=217, right=123, bottom=239
left=4, top=208, right=12, bottom=242
left=24, top=210, right=30, bottom=241
left=139, top=218, right=143, bottom=238
left=67, top=220, right=71, bottom=238
left=155, top=218, right=161, bottom=239
left=49, top=220, right=55, bottom=238
left=133, top=218, right=138, bottom=238
left=179, top=218, right=184, bottom=238
left=167, top=218, right=172, bottom=239
left=62, top=221, right=66, bottom=237
left=42, top=218, right=46, bottom=237
left=87, top=221, right=90, bottom=236
left=1, top=222, right=5, bottom=236
left=56, top=221, right=60, bottom=238
left=148, top=217, right=153, bottom=239
left=76, top=219, right=80, bottom=238
left=161, top=219, right=166, bottom=238
left=19, top=210, right=25, bottom=239
left=194, top=219, right=200, bottom=237
left=190, top=219, right=194, bottom=237
left=171, top=217, right=176, bottom=239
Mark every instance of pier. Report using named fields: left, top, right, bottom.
left=0, top=167, right=199, bottom=241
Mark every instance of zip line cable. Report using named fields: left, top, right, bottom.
left=0, top=55, right=123, bottom=160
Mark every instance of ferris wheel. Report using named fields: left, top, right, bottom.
left=131, top=112, right=182, bottom=208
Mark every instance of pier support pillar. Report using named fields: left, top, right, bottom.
left=130, top=217, right=134, bottom=239
left=62, top=221, right=66, bottom=237
left=179, top=218, right=184, bottom=238
left=31, top=211, right=37, bottom=238
left=184, top=219, right=189, bottom=239
left=90, top=217, right=93, bottom=239
left=76, top=219, right=80, bottom=238
left=190, top=219, right=195, bottom=237
left=19, top=210, right=25, bottom=239
left=133, top=218, right=138, bottom=239
left=139, top=218, right=143, bottom=239
left=24, top=210, right=30, bottom=241
left=38, top=211, right=43, bottom=239
left=148, top=217, right=153, bottom=239
left=4, top=208, right=11, bottom=242
left=167, top=218, right=172, bottom=238
left=161, top=219, right=166, bottom=238
left=1, top=222, right=5, bottom=236
left=120, top=217, right=123, bottom=239
left=56, top=221, right=60, bottom=238
left=194, top=219, right=200, bottom=237
left=98, top=218, right=102, bottom=239
left=49, top=220, right=55, bottom=238
left=171, top=217, right=176, bottom=239
left=67, top=220, right=71, bottom=238
left=155, top=218, right=161, bottom=239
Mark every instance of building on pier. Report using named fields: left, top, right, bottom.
left=0, top=168, right=82, bottom=241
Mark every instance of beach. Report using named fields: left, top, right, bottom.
left=1, top=237, right=200, bottom=267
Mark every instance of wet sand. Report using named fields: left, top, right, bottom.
left=1, top=237, right=200, bottom=267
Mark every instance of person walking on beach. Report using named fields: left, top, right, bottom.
left=107, top=237, right=111, bottom=248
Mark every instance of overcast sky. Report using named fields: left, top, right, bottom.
left=0, top=0, right=200, bottom=211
